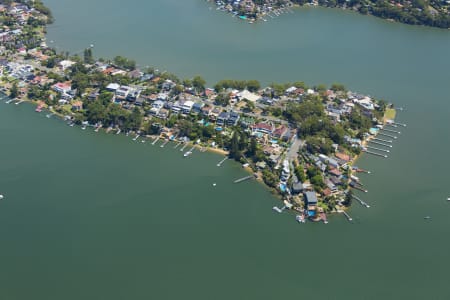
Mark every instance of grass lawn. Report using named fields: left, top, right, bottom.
left=384, top=108, right=396, bottom=121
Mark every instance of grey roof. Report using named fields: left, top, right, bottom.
left=305, top=191, right=318, bottom=204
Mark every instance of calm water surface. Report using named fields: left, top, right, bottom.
left=0, top=0, right=449, bottom=298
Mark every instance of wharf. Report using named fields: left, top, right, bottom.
left=352, top=194, right=370, bottom=208
left=368, top=140, right=392, bottom=148
left=152, top=136, right=160, bottom=145
left=362, top=149, right=388, bottom=158
left=234, top=175, right=255, bottom=183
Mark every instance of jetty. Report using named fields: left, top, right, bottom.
left=366, top=146, right=390, bottom=153
left=217, top=157, right=228, bottom=167
left=234, top=175, right=254, bottom=183
left=132, top=135, right=140, bottom=141
left=352, top=194, right=370, bottom=208
left=373, top=137, right=392, bottom=143
left=5, top=99, right=14, bottom=104
left=349, top=182, right=368, bottom=193
left=342, top=211, right=353, bottom=222
left=362, top=149, right=388, bottom=158
left=382, top=128, right=401, bottom=134
left=379, top=132, right=397, bottom=139
left=160, top=140, right=169, bottom=148
left=180, top=143, right=188, bottom=151
left=392, top=122, right=407, bottom=127
left=368, top=140, right=392, bottom=148
left=116, top=129, right=121, bottom=135
left=174, top=142, right=181, bottom=149
left=152, top=136, right=160, bottom=145
left=95, top=125, right=102, bottom=132
left=15, top=100, right=24, bottom=105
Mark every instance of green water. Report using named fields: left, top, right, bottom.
left=0, top=0, right=449, bottom=298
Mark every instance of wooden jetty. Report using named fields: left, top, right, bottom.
left=234, top=175, right=254, bottom=183
left=367, top=146, right=390, bottom=153
left=342, top=211, right=353, bottom=222
left=382, top=128, right=401, bottom=134
left=352, top=195, right=370, bottom=208
left=378, top=132, right=397, bottom=139
left=373, top=137, right=392, bottom=143
left=362, top=149, right=388, bottom=158
left=160, top=140, right=169, bottom=148
left=180, top=143, right=188, bottom=151
left=217, top=157, right=228, bottom=167
left=132, top=135, right=140, bottom=141
left=174, top=142, right=181, bottom=149
left=368, top=140, right=392, bottom=148
left=152, top=136, right=160, bottom=145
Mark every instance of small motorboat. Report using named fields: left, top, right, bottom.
left=447, top=197, right=450, bottom=201
left=0, top=194, right=3, bottom=200
left=295, top=214, right=305, bottom=223
left=183, top=151, right=192, bottom=157
left=424, top=216, right=431, bottom=220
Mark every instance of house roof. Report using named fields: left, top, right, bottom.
left=305, top=191, right=318, bottom=204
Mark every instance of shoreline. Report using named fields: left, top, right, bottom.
left=0, top=1, right=401, bottom=224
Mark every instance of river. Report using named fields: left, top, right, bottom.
left=0, top=0, right=449, bottom=298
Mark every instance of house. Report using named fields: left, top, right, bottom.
left=252, top=123, right=273, bottom=135
left=237, top=89, right=260, bottom=102
left=53, top=82, right=72, bottom=94
left=171, top=101, right=183, bottom=114
left=58, top=60, right=76, bottom=71
left=291, top=177, right=303, bottom=195
left=106, top=83, right=120, bottom=92
left=201, top=106, right=212, bottom=117
left=192, top=102, right=205, bottom=114
left=227, top=111, right=240, bottom=126
left=272, top=125, right=288, bottom=139
left=115, top=86, right=131, bottom=99
left=182, top=100, right=194, bottom=114
left=216, top=112, right=229, bottom=126
left=71, top=100, right=83, bottom=111
left=305, top=191, right=318, bottom=207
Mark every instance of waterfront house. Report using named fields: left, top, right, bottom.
left=305, top=191, right=318, bottom=208
left=58, top=60, right=75, bottom=71
left=71, top=100, right=83, bottom=111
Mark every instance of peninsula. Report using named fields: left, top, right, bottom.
left=1, top=1, right=399, bottom=223
left=210, top=0, right=450, bottom=29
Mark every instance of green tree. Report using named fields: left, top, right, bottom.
left=192, top=75, right=206, bottom=93
left=9, top=82, right=18, bottom=99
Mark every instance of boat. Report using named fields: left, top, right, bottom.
left=295, top=214, right=305, bottom=223
left=0, top=194, right=3, bottom=200
left=69, top=123, right=74, bottom=127
left=424, top=216, right=431, bottom=220
left=447, top=197, right=450, bottom=201
left=272, top=206, right=282, bottom=213
left=183, top=151, right=192, bottom=157
left=81, top=125, right=86, bottom=130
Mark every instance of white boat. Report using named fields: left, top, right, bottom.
left=447, top=197, right=450, bottom=201
left=183, top=151, right=192, bottom=157
left=81, top=125, right=86, bottom=130
left=295, top=215, right=305, bottom=223
left=0, top=194, right=3, bottom=200
left=424, top=216, right=431, bottom=220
